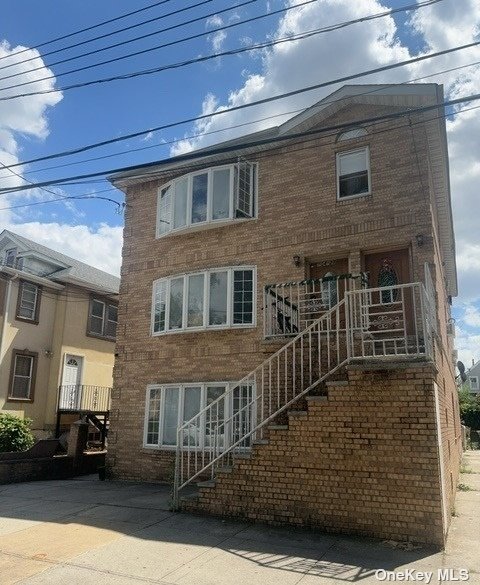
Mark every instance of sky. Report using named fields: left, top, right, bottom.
left=0, top=0, right=479, bottom=366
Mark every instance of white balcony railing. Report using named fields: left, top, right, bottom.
left=173, top=281, right=435, bottom=506
left=57, top=385, right=111, bottom=412
left=264, top=273, right=367, bottom=338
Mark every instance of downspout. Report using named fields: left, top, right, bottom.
left=0, top=274, right=18, bottom=364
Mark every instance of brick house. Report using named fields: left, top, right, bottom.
left=108, top=84, right=461, bottom=547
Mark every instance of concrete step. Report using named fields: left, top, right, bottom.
left=288, top=410, right=308, bottom=418
left=268, top=425, right=289, bottom=430
left=234, top=453, right=251, bottom=460
left=197, top=480, right=216, bottom=488
left=216, top=466, right=233, bottom=474
left=253, top=439, right=269, bottom=445
left=306, top=395, right=328, bottom=403
left=325, top=380, right=348, bottom=387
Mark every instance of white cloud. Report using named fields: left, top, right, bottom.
left=0, top=42, right=122, bottom=277
left=209, top=30, right=227, bottom=54
left=8, top=221, right=123, bottom=275
left=206, top=15, right=224, bottom=28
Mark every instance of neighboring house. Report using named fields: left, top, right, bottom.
left=107, top=84, right=461, bottom=548
left=0, top=230, right=120, bottom=441
left=465, top=360, right=480, bottom=395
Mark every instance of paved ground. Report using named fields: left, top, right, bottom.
left=0, top=452, right=479, bottom=585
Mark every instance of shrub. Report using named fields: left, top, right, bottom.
left=0, top=414, right=35, bottom=452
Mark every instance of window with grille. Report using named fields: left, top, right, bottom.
left=16, top=281, right=41, bottom=323
left=144, top=382, right=255, bottom=449
left=156, top=162, right=257, bottom=237
left=88, top=298, right=118, bottom=340
left=152, top=267, right=255, bottom=335
left=9, top=351, right=37, bottom=401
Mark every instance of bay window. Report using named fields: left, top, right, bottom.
left=152, top=266, right=255, bottom=335
left=144, top=382, right=255, bottom=449
left=156, top=162, right=257, bottom=237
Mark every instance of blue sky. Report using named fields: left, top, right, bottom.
left=0, top=0, right=479, bottom=364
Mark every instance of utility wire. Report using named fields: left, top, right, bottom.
left=1, top=92, right=478, bottom=194
left=0, top=0, right=216, bottom=75
left=0, top=0, right=176, bottom=63
left=0, top=0, right=270, bottom=85
left=0, top=0, right=444, bottom=91
left=3, top=40, right=478, bottom=172
left=3, top=57, right=478, bottom=182
left=0, top=0, right=450, bottom=103
left=3, top=101, right=479, bottom=213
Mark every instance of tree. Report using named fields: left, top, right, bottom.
left=0, top=414, right=35, bottom=452
left=458, top=387, right=480, bottom=430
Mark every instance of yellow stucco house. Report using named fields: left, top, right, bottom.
left=0, top=230, right=119, bottom=440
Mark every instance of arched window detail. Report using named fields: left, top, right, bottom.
left=67, top=358, right=78, bottom=367
left=378, top=259, right=399, bottom=303
left=337, top=127, right=368, bottom=141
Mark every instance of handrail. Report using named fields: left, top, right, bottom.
left=174, top=298, right=349, bottom=505
left=173, top=281, right=435, bottom=507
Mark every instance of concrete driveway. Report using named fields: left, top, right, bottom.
left=0, top=452, right=478, bottom=585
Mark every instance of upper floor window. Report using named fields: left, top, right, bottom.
left=9, top=350, right=37, bottom=401
left=4, top=248, right=17, bottom=267
left=337, top=127, right=368, bottom=141
left=152, top=266, right=255, bottom=335
left=336, top=147, right=371, bottom=200
left=16, top=281, right=41, bottom=323
left=157, top=162, right=257, bottom=237
left=470, top=376, right=479, bottom=391
left=88, top=298, right=118, bottom=340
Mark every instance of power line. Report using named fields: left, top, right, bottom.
left=0, top=0, right=269, bottom=86
left=4, top=101, right=479, bottom=213
left=0, top=0, right=217, bottom=76
left=1, top=92, right=479, bottom=194
left=0, top=194, right=123, bottom=212
left=3, top=57, right=478, bottom=182
left=0, top=0, right=176, bottom=63
left=3, top=40, right=478, bottom=172
left=0, top=0, right=448, bottom=103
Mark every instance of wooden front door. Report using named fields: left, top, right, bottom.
left=363, top=248, right=414, bottom=340
left=363, top=249, right=411, bottom=289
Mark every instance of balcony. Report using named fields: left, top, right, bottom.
left=57, top=384, right=111, bottom=413
left=264, top=273, right=367, bottom=338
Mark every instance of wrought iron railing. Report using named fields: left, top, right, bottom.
left=57, top=385, right=111, bottom=412
left=263, top=273, right=367, bottom=338
left=173, top=281, right=435, bottom=506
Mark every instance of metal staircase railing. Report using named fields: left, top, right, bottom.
left=173, top=282, right=435, bottom=506
left=173, top=298, right=349, bottom=506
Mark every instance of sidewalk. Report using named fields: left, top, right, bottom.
left=0, top=452, right=478, bottom=584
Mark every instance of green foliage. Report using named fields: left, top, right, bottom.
left=458, top=387, right=480, bottom=430
left=0, top=414, right=35, bottom=453
left=457, top=483, right=472, bottom=492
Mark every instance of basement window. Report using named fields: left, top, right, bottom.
left=144, top=382, right=255, bottom=449
left=336, top=147, right=371, bottom=199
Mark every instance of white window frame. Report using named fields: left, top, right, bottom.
left=9, top=352, right=36, bottom=401
left=156, top=163, right=257, bottom=238
left=143, top=382, right=256, bottom=450
left=470, top=376, right=479, bottom=391
left=336, top=146, right=371, bottom=201
left=151, top=266, right=256, bottom=335
left=17, top=281, right=40, bottom=322
left=88, top=297, right=118, bottom=340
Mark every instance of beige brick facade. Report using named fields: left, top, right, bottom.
left=108, top=87, right=461, bottom=547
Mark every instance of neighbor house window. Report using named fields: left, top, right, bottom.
left=16, top=281, right=41, bottom=323
left=4, top=248, right=17, bottom=267
left=337, top=127, right=368, bottom=141
left=156, top=162, right=257, bottom=237
left=336, top=147, right=370, bottom=199
left=470, top=376, right=479, bottom=391
left=8, top=350, right=37, bottom=401
left=152, top=266, right=255, bottom=335
left=88, top=298, right=118, bottom=340
left=144, top=382, right=255, bottom=448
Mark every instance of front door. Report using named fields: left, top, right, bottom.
left=60, top=354, right=83, bottom=410
left=362, top=248, right=414, bottom=346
